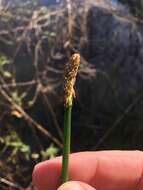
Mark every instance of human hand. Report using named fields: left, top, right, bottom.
left=32, top=151, right=143, bottom=190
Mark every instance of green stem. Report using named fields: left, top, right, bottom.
left=61, top=104, right=72, bottom=183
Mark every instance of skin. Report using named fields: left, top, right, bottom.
left=32, top=151, right=143, bottom=190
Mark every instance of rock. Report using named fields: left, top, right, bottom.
left=73, top=0, right=143, bottom=149
left=86, top=4, right=142, bottom=106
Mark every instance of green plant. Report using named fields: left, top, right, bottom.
left=41, top=144, right=59, bottom=160
left=11, top=91, right=26, bottom=107
left=0, top=54, right=11, bottom=79
left=0, top=131, right=31, bottom=163
left=61, top=53, right=80, bottom=183
left=0, top=130, right=59, bottom=164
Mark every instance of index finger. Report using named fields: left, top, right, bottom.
left=32, top=151, right=143, bottom=190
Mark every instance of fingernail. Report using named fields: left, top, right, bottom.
left=58, top=182, right=84, bottom=190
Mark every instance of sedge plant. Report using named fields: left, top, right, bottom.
left=61, top=53, right=80, bottom=183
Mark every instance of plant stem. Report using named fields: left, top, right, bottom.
left=61, top=53, right=80, bottom=184
left=61, top=105, right=72, bottom=183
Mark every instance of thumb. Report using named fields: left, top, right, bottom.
left=57, top=181, right=96, bottom=190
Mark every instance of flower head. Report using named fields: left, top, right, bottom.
left=64, top=53, right=80, bottom=107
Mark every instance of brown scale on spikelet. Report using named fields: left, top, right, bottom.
left=64, top=53, right=80, bottom=107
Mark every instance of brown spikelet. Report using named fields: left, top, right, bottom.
left=64, top=53, right=80, bottom=107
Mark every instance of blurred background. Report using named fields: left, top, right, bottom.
left=0, top=0, right=143, bottom=189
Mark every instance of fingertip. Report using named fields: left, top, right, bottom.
left=32, top=160, right=62, bottom=190
left=58, top=181, right=96, bottom=190
left=32, top=162, right=42, bottom=189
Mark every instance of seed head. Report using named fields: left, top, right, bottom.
left=64, top=53, right=80, bottom=107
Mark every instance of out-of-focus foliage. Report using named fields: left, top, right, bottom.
left=0, top=131, right=31, bottom=162
left=0, top=130, right=59, bottom=162
left=0, top=0, right=64, bottom=189
left=120, top=0, right=143, bottom=17
left=41, top=144, right=59, bottom=160
left=0, top=54, right=11, bottom=78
